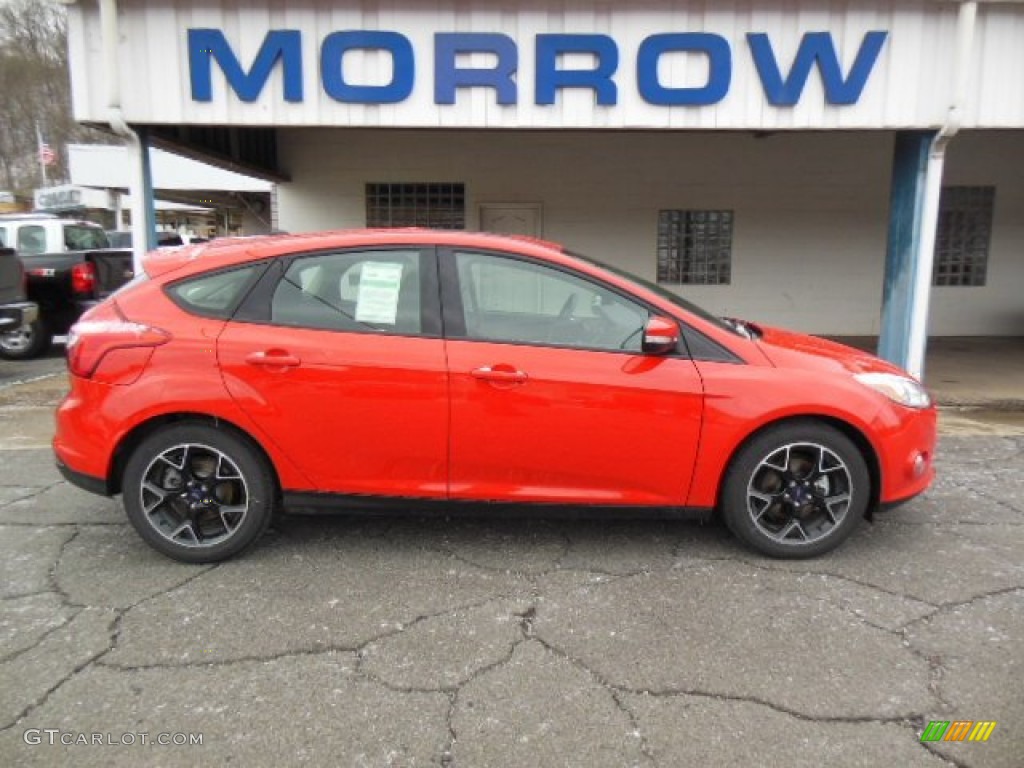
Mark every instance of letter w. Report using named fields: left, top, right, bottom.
left=748, top=31, right=887, bottom=106
left=189, top=29, right=303, bottom=103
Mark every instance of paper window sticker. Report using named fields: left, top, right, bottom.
left=355, top=262, right=405, bottom=324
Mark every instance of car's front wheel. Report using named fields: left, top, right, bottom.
left=721, top=421, right=870, bottom=558
left=122, top=424, right=275, bottom=563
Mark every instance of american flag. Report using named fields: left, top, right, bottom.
left=38, top=142, right=56, bottom=166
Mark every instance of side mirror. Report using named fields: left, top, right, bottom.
left=642, top=315, right=679, bottom=355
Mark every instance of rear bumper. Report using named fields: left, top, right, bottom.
left=0, top=301, right=38, bottom=331
left=56, top=458, right=111, bottom=497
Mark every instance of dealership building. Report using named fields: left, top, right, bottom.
left=62, top=0, right=1023, bottom=376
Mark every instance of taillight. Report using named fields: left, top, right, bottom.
left=71, top=262, right=96, bottom=296
left=67, top=301, right=170, bottom=381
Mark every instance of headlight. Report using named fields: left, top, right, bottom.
left=854, top=372, right=932, bottom=409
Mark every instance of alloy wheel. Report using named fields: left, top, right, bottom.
left=746, top=442, right=853, bottom=545
left=138, top=443, right=250, bottom=548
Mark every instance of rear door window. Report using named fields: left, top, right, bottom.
left=270, top=249, right=426, bottom=336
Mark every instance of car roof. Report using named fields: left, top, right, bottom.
left=143, top=229, right=568, bottom=279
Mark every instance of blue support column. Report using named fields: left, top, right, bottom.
left=136, top=126, right=158, bottom=252
left=878, top=130, right=934, bottom=368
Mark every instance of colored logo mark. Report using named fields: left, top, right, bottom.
left=921, top=720, right=997, bottom=742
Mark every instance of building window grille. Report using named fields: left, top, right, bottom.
left=933, top=186, right=994, bottom=287
left=656, top=210, right=733, bottom=285
left=366, top=183, right=465, bottom=230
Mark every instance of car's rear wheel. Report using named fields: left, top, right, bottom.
left=0, top=317, right=51, bottom=360
left=721, top=421, right=869, bottom=558
left=122, top=424, right=275, bottom=563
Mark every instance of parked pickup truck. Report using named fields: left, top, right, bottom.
left=0, top=247, right=39, bottom=359
left=0, top=215, right=134, bottom=360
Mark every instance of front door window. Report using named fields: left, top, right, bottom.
left=454, top=251, right=649, bottom=352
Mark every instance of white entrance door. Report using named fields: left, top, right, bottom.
left=479, top=204, right=543, bottom=237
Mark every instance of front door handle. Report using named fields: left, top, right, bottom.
left=471, top=366, right=528, bottom=384
left=246, top=350, right=301, bottom=369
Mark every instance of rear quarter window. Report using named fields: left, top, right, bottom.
left=167, top=265, right=262, bottom=319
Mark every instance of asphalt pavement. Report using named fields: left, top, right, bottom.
left=0, top=354, right=1021, bottom=767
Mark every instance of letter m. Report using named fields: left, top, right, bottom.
left=189, top=29, right=303, bottom=103
left=920, top=721, right=950, bottom=742
left=748, top=30, right=887, bottom=106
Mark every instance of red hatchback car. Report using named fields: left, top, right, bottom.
left=55, top=230, right=936, bottom=562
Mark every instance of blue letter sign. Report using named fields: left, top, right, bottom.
left=321, top=31, right=414, bottom=103
left=188, top=29, right=303, bottom=102
left=637, top=33, right=732, bottom=106
left=747, top=31, right=888, bottom=106
left=187, top=28, right=889, bottom=111
left=535, top=34, right=619, bottom=106
left=435, top=33, right=518, bottom=104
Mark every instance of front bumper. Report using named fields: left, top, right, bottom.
left=876, top=404, right=938, bottom=505
left=0, top=301, right=38, bottom=332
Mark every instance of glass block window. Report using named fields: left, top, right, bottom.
left=656, top=210, right=733, bottom=285
left=366, top=183, right=465, bottom=229
left=933, top=186, right=994, bottom=287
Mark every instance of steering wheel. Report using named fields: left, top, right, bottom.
left=558, top=294, right=577, bottom=320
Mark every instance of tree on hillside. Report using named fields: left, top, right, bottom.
left=0, top=0, right=107, bottom=196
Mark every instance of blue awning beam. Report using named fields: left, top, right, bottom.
left=879, top=1, right=977, bottom=381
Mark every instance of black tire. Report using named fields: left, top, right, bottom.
left=721, top=420, right=870, bottom=558
left=0, top=316, right=51, bottom=360
left=122, top=423, right=275, bottom=563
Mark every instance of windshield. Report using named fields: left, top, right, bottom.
left=568, top=250, right=739, bottom=335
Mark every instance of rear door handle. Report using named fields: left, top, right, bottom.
left=245, top=350, right=301, bottom=369
left=471, top=366, right=528, bottom=384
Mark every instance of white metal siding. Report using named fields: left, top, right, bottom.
left=274, top=128, right=1024, bottom=336
left=68, top=0, right=1024, bottom=130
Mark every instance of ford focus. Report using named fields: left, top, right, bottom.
left=54, top=230, right=936, bottom=562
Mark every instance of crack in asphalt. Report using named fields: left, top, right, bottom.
left=0, top=590, right=55, bottom=602
left=0, top=539, right=216, bottom=731
left=898, top=585, right=1024, bottom=632
left=50, top=527, right=83, bottom=609
left=919, top=743, right=975, bottom=768
left=881, top=519, right=1024, bottom=527
left=0, top=520, right=126, bottom=527
left=0, top=606, right=82, bottom=666
left=533, top=630, right=926, bottom=725
left=0, top=612, right=118, bottom=733
left=686, top=554, right=945, bottom=609
left=919, top=651, right=955, bottom=713
left=440, top=690, right=458, bottom=766
left=0, top=481, right=66, bottom=508
left=943, top=477, right=1024, bottom=517
left=609, top=689, right=659, bottom=768
left=102, top=589, right=528, bottom=674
